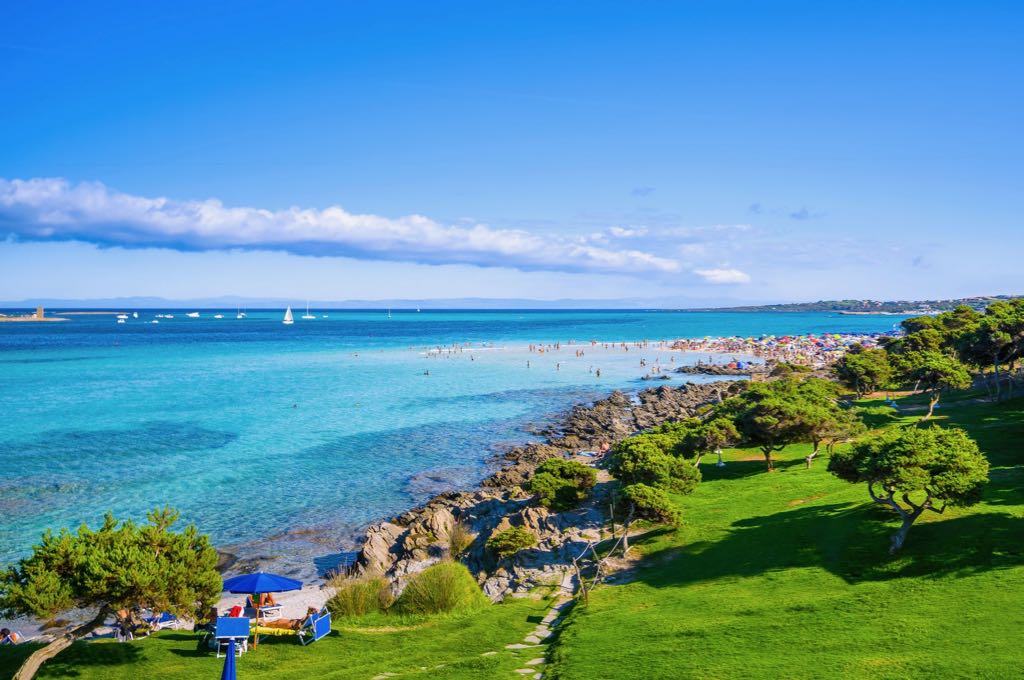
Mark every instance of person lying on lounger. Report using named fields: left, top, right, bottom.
left=255, top=607, right=319, bottom=632
left=1, top=628, right=22, bottom=645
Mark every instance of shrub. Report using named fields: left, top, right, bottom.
left=485, top=525, right=537, bottom=559
left=526, top=458, right=598, bottom=511
left=394, top=562, right=489, bottom=615
left=770, top=362, right=812, bottom=376
left=608, top=438, right=701, bottom=494
left=326, top=575, right=395, bottom=617
left=448, top=520, right=476, bottom=558
left=620, top=483, right=682, bottom=526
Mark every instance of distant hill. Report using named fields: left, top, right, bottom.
left=700, top=295, right=1021, bottom=314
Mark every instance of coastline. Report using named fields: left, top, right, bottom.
left=3, top=329, right=883, bottom=638
left=349, top=379, right=747, bottom=600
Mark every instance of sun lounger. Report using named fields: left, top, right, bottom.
left=246, top=595, right=284, bottom=620
left=145, top=611, right=179, bottom=631
left=298, top=607, right=331, bottom=645
left=214, top=616, right=250, bottom=657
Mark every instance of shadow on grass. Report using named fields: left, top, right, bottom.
left=699, top=457, right=804, bottom=481
left=853, top=404, right=900, bottom=429
left=29, top=640, right=145, bottom=678
left=632, top=502, right=1024, bottom=590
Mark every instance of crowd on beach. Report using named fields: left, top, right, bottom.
left=670, top=332, right=896, bottom=369
left=415, top=333, right=894, bottom=379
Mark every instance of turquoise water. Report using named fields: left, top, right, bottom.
left=0, top=309, right=903, bottom=576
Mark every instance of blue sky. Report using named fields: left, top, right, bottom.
left=1, top=1, right=1021, bottom=303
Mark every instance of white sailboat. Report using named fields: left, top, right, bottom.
left=132, top=312, right=138, bottom=319
left=236, top=307, right=246, bottom=319
left=387, top=308, right=392, bottom=319
left=301, top=301, right=316, bottom=320
left=283, top=306, right=294, bottom=325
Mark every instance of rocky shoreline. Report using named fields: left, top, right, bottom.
left=354, top=379, right=746, bottom=600
left=674, top=363, right=768, bottom=376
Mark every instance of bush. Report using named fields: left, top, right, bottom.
left=326, top=575, right=395, bottom=617
left=621, top=483, right=682, bottom=526
left=526, top=458, right=598, bottom=511
left=608, top=439, right=701, bottom=494
left=486, top=525, right=537, bottom=559
left=394, top=562, right=489, bottom=615
left=770, top=362, right=812, bottom=376
left=448, top=520, right=476, bottom=557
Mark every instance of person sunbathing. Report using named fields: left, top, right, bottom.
left=256, top=607, right=319, bottom=631
left=246, top=593, right=278, bottom=609
left=1, top=628, right=21, bottom=645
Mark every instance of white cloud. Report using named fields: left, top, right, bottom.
left=694, top=268, right=751, bottom=284
left=0, top=178, right=681, bottom=275
left=606, top=225, right=649, bottom=238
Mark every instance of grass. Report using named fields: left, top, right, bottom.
left=546, top=395, right=1024, bottom=679
left=0, top=597, right=551, bottom=680
left=3, top=393, right=1022, bottom=679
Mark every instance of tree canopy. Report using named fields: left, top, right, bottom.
left=905, top=351, right=972, bottom=419
left=526, top=458, right=598, bottom=511
left=717, top=377, right=845, bottom=471
left=833, top=345, right=893, bottom=397
left=0, top=507, right=221, bottom=680
left=828, top=426, right=988, bottom=553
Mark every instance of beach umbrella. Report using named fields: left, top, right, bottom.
left=222, top=572, right=303, bottom=594
left=222, top=572, right=302, bottom=649
left=220, top=639, right=236, bottom=680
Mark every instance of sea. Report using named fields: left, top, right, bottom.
left=0, top=309, right=904, bottom=578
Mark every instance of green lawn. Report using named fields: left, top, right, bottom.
left=546, top=396, right=1024, bottom=679
left=4, top=395, right=1023, bottom=679
left=0, top=598, right=551, bottom=680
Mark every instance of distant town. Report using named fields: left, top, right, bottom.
left=699, top=295, right=1021, bottom=314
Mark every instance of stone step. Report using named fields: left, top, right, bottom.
left=526, top=657, right=546, bottom=665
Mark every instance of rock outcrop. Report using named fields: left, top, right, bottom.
left=675, top=363, right=768, bottom=376
left=354, top=380, right=745, bottom=600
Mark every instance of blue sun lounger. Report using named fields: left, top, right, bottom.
left=145, top=611, right=179, bottom=630
left=298, top=607, right=331, bottom=645
left=214, top=617, right=251, bottom=657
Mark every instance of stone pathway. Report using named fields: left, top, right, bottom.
left=505, top=572, right=577, bottom=678
left=372, top=574, right=577, bottom=680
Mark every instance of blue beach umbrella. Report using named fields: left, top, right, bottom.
left=222, top=572, right=303, bottom=594
left=222, top=572, right=302, bottom=649
left=220, top=639, right=236, bottom=680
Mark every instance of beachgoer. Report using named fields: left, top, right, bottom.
left=0, top=628, right=20, bottom=645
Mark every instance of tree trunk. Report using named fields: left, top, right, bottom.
left=805, top=442, right=821, bottom=468
left=620, top=506, right=635, bottom=557
left=993, top=361, right=1002, bottom=402
left=889, top=515, right=915, bottom=553
left=923, top=393, right=939, bottom=420
left=14, top=607, right=110, bottom=680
